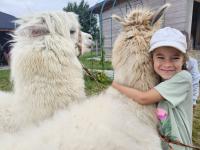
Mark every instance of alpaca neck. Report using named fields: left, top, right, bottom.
left=13, top=55, right=85, bottom=109
left=114, top=69, right=158, bottom=91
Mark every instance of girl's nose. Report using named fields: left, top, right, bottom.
left=163, top=59, right=173, bottom=67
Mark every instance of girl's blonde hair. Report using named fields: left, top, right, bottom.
left=182, top=52, right=189, bottom=70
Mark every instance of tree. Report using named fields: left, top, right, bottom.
left=63, top=0, right=100, bottom=41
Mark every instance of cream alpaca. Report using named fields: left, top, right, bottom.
left=81, top=32, right=94, bottom=54
left=0, top=11, right=86, bottom=133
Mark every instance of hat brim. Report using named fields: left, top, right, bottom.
left=149, top=41, right=186, bottom=53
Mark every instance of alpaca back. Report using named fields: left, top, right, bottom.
left=0, top=90, right=161, bottom=150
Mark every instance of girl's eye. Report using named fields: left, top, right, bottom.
left=157, top=56, right=164, bottom=59
left=172, top=57, right=180, bottom=60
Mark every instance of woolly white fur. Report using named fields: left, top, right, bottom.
left=0, top=11, right=86, bottom=133
left=0, top=4, right=170, bottom=150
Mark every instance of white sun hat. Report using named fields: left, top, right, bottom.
left=149, top=27, right=187, bottom=53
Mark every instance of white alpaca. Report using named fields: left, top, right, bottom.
left=81, top=32, right=94, bottom=54
left=0, top=4, right=170, bottom=149
left=0, top=11, right=86, bottom=133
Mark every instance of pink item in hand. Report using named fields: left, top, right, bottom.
left=156, top=108, right=168, bottom=121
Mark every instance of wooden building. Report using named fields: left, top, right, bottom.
left=90, top=0, right=200, bottom=58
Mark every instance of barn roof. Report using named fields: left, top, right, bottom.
left=0, top=11, right=17, bottom=31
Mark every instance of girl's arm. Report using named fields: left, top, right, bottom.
left=112, top=81, right=163, bottom=105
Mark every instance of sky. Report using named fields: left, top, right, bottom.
left=0, top=0, right=102, bottom=17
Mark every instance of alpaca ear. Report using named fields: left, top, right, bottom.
left=28, top=26, right=49, bottom=37
left=150, top=3, right=170, bottom=26
left=16, top=25, right=49, bottom=38
left=126, top=30, right=134, bottom=39
left=112, top=14, right=124, bottom=23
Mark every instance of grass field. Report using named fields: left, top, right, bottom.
left=0, top=69, right=12, bottom=91
left=193, top=101, right=200, bottom=146
left=79, top=51, right=113, bottom=70
left=0, top=69, right=199, bottom=147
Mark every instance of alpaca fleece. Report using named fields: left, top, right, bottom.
left=0, top=4, right=170, bottom=150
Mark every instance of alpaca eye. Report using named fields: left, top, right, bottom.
left=70, top=30, right=76, bottom=35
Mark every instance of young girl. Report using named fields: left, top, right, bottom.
left=112, top=27, right=193, bottom=150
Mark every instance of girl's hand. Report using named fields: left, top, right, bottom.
left=112, top=81, right=162, bottom=105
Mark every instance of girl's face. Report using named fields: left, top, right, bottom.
left=152, top=47, right=185, bottom=80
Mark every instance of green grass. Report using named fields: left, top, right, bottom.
left=0, top=69, right=12, bottom=91
left=0, top=69, right=112, bottom=95
left=79, top=51, right=113, bottom=70
left=0, top=69, right=200, bottom=147
left=193, top=100, right=200, bottom=146
left=84, top=73, right=112, bottom=96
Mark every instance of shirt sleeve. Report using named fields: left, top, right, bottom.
left=187, top=58, right=200, bottom=82
left=154, top=71, right=192, bottom=107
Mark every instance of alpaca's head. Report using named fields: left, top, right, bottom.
left=81, top=32, right=94, bottom=54
left=10, top=11, right=84, bottom=90
left=112, top=4, right=170, bottom=90
left=13, top=11, right=81, bottom=55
